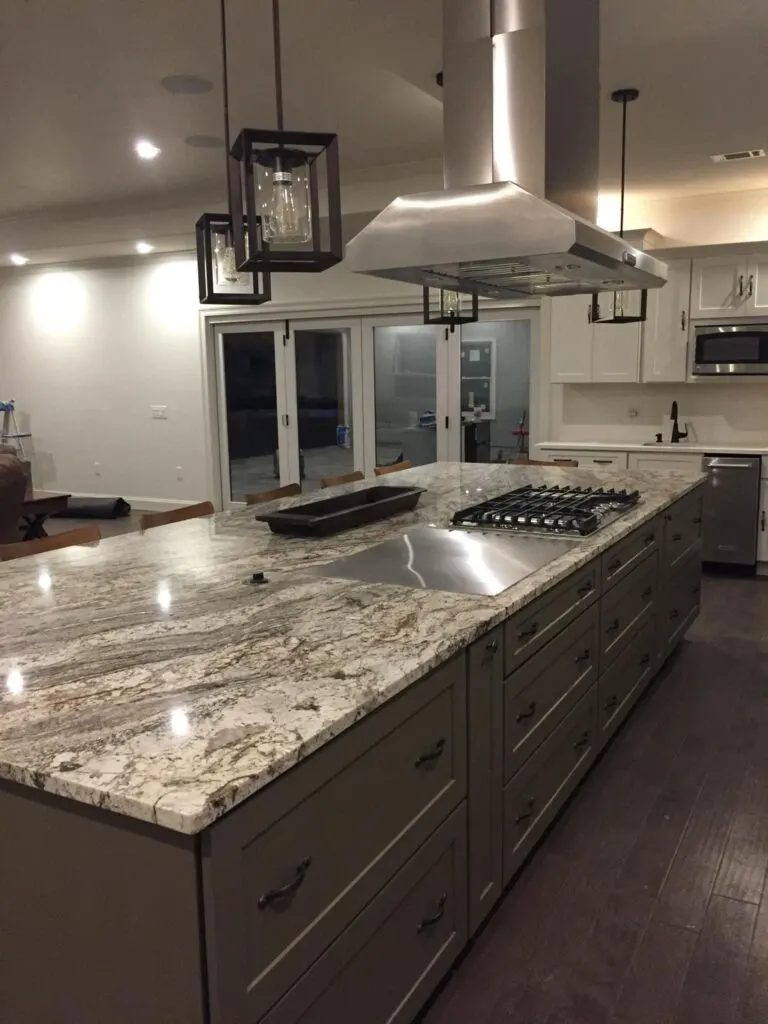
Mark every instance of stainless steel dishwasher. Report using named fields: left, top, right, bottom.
left=701, top=454, right=761, bottom=567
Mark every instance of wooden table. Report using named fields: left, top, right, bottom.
left=21, top=491, right=71, bottom=540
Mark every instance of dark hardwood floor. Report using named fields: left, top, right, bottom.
left=422, top=575, right=768, bottom=1024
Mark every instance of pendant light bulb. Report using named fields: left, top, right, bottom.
left=440, top=289, right=462, bottom=316
left=264, top=167, right=312, bottom=244
left=213, top=229, right=239, bottom=283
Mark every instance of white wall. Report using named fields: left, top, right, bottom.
left=0, top=254, right=421, bottom=506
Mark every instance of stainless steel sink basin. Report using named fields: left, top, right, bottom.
left=312, top=527, right=580, bottom=596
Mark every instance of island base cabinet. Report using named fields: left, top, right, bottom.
left=502, top=687, right=597, bottom=886
left=261, top=806, right=468, bottom=1024
left=598, top=621, right=657, bottom=748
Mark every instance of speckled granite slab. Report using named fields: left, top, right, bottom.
left=0, top=462, right=705, bottom=833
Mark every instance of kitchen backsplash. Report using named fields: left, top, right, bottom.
left=555, top=382, right=768, bottom=446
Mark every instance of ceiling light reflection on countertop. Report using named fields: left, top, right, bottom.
left=170, top=708, right=190, bottom=737
left=6, top=667, right=24, bottom=695
left=134, top=138, right=161, bottom=160
left=135, top=241, right=154, bottom=255
left=156, top=584, right=171, bottom=612
left=37, top=569, right=52, bottom=593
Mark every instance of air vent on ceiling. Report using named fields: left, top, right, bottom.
left=711, top=149, right=766, bottom=163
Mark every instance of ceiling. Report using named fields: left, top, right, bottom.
left=1, top=0, right=768, bottom=263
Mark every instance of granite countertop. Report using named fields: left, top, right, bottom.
left=538, top=441, right=768, bottom=456
left=0, top=462, right=705, bottom=834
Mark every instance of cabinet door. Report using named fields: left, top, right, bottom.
left=591, top=318, right=641, bottom=382
left=641, top=260, right=691, bottom=383
left=759, top=480, right=768, bottom=563
left=745, top=254, right=768, bottom=314
left=690, top=257, right=747, bottom=318
left=628, top=452, right=703, bottom=475
left=549, top=295, right=593, bottom=382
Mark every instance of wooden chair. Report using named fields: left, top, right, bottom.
left=0, top=525, right=102, bottom=562
left=139, top=501, right=215, bottom=532
left=320, top=470, right=365, bottom=488
left=511, top=457, right=579, bottom=467
left=374, top=460, right=414, bottom=477
left=244, top=483, right=301, bottom=506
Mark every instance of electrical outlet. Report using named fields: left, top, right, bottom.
left=176, top=465, right=184, bottom=481
left=94, top=461, right=101, bottom=477
left=628, top=407, right=639, bottom=419
left=151, top=405, right=168, bottom=420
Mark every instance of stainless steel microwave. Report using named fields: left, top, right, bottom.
left=692, top=322, right=768, bottom=375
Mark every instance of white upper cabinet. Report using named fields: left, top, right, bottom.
left=549, top=294, right=593, bottom=382
left=549, top=293, right=641, bottom=384
left=641, top=259, right=692, bottom=383
left=690, top=256, right=747, bottom=318
left=746, top=254, right=768, bottom=313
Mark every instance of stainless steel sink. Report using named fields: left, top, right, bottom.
left=312, top=527, right=580, bottom=596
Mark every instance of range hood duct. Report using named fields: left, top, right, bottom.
left=345, top=0, right=667, bottom=299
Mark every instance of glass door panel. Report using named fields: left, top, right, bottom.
left=291, top=326, right=356, bottom=491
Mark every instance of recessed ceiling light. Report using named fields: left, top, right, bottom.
left=160, top=74, right=213, bottom=95
left=135, top=138, right=161, bottom=160
left=135, top=241, right=154, bottom=255
left=10, top=253, right=29, bottom=266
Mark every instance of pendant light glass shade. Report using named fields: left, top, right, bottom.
left=196, top=213, right=271, bottom=305
left=230, top=128, right=343, bottom=274
left=423, top=286, right=479, bottom=332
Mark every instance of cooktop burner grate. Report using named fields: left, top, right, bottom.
left=451, top=484, right=641, bottom=536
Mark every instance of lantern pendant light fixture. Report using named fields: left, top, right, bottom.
left=591, top=88, right=647, bottom=325
left=195, top=0, right=271, bottom=305
left=423, top=287, right=479, bottom=333
left=229, top=0, right=343, bottom=274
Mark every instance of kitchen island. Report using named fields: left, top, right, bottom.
left=0, top=462, right=706, bottom=1024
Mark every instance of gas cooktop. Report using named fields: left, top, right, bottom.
left=451, top=484, right=641, bottom=537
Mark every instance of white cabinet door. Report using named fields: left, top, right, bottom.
left=549, top=295, right=593, bottom=382
left=745, top=254, right=768, bottom=314
left=690, top=257, right=747, bottom=319
left=759, top=480, right=768, bottom=563
left=641, top=260, right=691, bottom=383
left=628, top=452, right=703, bottom=474
left=591, top=309, right=641, bottom=384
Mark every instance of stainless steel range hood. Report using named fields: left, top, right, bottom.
left=345, top=0, right=667, bottom=300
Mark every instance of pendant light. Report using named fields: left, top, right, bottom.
left=229, top=0, right=343, bottom=274
left=423, top=287, right=479, bottom=333
left=591, top=88, right=647, bottom=325
left=195, top=0, right=271, bottom=305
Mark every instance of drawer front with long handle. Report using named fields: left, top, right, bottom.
left=663, top=489, right=704, bottom=576
left=662, top=553, right=703, bottom=657
left=503, top=687, right=597, bottom=886
left=599, top=558, right=657, bottom=671
left=261, top=806, right=468, bottom=1024
left=598, top=621, right=656, bottom=746
left=203, top=657, right=466, bottom=1024
left=601, top=518, right=661, bottom=591
left=504, top=563, right=599, bottom=675
left=503, top=605, right=599, bottom=782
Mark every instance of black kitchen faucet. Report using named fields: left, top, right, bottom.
left=670, top=401, right=688, bottom=443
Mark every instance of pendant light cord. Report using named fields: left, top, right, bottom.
left=619, top=95, right=627, bottom=239
left=272, top=0, right=284, bottom=130
left=220, top=0, right=232, bottom=208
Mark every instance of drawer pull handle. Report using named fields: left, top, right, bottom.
left=415, top=737, right=446, bottom=768
left=515, top=797, right=536, bottom=824
left=417, top=894, right=447, bottom=934
left=643, top=533, right=655, bottom=546
left=577, top=581, right=594, bottom=598
left=593, top=458, right=613, bottom=465
left=606, top=618, right=620, bottom=633
left=692, top=516, right=702, bottom=525
left=518, top=623, right=539, bottom=641
left=671, top=532, right=682, bottom=542
left=641, top=586, right=653, bottom=599
left=608, top=558, right=622, bottom=572
left=639, top=653, right=651, bottom=667
left=486, top=638, right=499, bottom=655
left=575, top=649, right=591, bottom=665
left=604, top=695, right=619, bottom=710
left=516, top=702, right=537, bottom=723
left=669, top=608, right=680, bottom=621
left=258, top=857, right=313, bottom=910
left=663, top=513, right=672, bottom=522
left=574, top=731, right=591, bottom=751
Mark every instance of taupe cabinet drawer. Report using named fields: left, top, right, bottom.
left=203, top=657, right=467, bottom=1024
left=600, top=557, right=657, bottom=670
left=504, top=563, right=599, bottom=674
left=503, top=605, right=599, bottom=782
left=663, top=489, right=704, bottom=576
left=261, top=806, right=468, bottom=1024
left=601, top=519, right=660, bottom=591
left=662, top=552, right=702, bottom=655
left=598, top=621, right=656, bottom=746
left=503, top=687, right=596, bottom=885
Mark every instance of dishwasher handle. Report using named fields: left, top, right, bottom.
left=702, top=456, right=762, bottom=470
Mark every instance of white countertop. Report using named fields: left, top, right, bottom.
left=538, top=441, right=768, bottom=457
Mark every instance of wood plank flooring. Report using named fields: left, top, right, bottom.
left=421, top=576, right=768, bottom=1024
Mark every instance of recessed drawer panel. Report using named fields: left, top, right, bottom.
left=503, top=605, right=599, bottom=782
left=662, top=552, right=702, bottom=656
left=261, top=806, right=468, bottom=1024
left=203, top=657, right=467, bottom=1024
left=503, top=687, right=596, bottom=885
left=663, top=488, right=704, bottom=576
left=602, top=518, right=660, bottom=591
left=504, top=563, right=599, bottom=675
left=600, top=557, right=657, bottom=671
left=598, top=621, right=656, bottom=746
